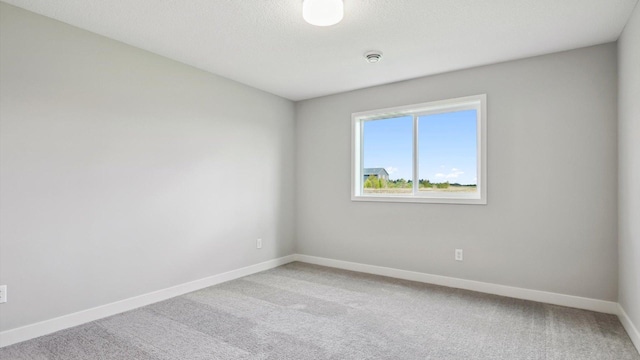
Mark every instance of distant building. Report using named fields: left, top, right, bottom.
left=363, top=168, right=389, bottom=182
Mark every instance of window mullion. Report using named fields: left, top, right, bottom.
left=412, top=114, right=419, bottom=195
left=360, top=120, right=365, bottom=195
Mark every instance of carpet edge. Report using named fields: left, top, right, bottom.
left=0, top=254, right=297, bottom=348
left=618, top=304, right=640, bottom=354
left=293, top=254, right=619, bottom=314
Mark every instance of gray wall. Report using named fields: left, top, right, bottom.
left=296, top=44, right=619, bottom=301
left=0, top=0, right=629, bottom=337
left=0, top=3, right=295, bottom=332
left=618, top=2, right=640, bottom=332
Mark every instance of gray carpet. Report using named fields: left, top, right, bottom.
left=1, top=262, right=638, bottom=360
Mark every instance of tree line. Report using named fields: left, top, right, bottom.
left=363, top=176, right=474, bottom=189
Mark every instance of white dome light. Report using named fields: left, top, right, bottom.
left=303, top=0, right=344, bottom=27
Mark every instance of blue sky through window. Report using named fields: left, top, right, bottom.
left=363, top=110, right=477, bottom=185
left=363, top=115, right=413, bottom=180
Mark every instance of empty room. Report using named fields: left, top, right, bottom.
left=0, top=0, right=639, bottom=359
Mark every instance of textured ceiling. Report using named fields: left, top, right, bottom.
left=3, top=0, right=638, bottom=100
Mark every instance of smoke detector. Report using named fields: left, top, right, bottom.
left=364, top=51, right=383, bottom=63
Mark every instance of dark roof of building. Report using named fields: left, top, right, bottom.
left=363, top=168, right=389, bottom=176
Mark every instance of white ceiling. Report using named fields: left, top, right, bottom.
left=3, top=0, right=638, bottom=101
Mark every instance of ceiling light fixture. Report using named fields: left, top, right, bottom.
left=303, top=0, right=344, bottom=27
left=364, top=51, right=383, bottom=63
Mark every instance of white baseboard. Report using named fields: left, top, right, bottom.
left=294, top=254, right=619, bottom=314
left=298, top=254, right=638, bottom=353
left=0, top=255, right=297, bottom=348
left=3, top=253, right=636, bottom=354
left=618, top=304, right=640, bottom=353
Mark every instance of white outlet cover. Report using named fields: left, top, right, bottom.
left=455, top=249, right=463, bottom=261
left=0, top=285, right=6, bottom=303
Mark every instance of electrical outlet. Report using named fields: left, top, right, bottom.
left=0, top=285, right=6, bottom=303
left=257, top=238, right=262, bottom=249
left=455, top=249, right=463, bottom=261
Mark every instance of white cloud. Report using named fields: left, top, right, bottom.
left=386, top=166, right=398, bottom=175
left=434, top=168, right=465, bottom=180
left=446, top=169, right=464, bottom=179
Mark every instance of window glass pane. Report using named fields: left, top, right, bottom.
left=418, top=110, right=477, bottom=194
left=363, top=115, right=413, bottom=194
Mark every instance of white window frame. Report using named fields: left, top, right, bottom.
left=351, top=94, right=487, bottom=205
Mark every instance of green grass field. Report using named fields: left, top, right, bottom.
left=363, top=186, right=477, bottom=194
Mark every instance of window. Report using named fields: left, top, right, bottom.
left=352, top=94, right=486, bottom=204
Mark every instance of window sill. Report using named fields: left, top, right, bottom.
left=351, top=195, right=487, bottom=205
